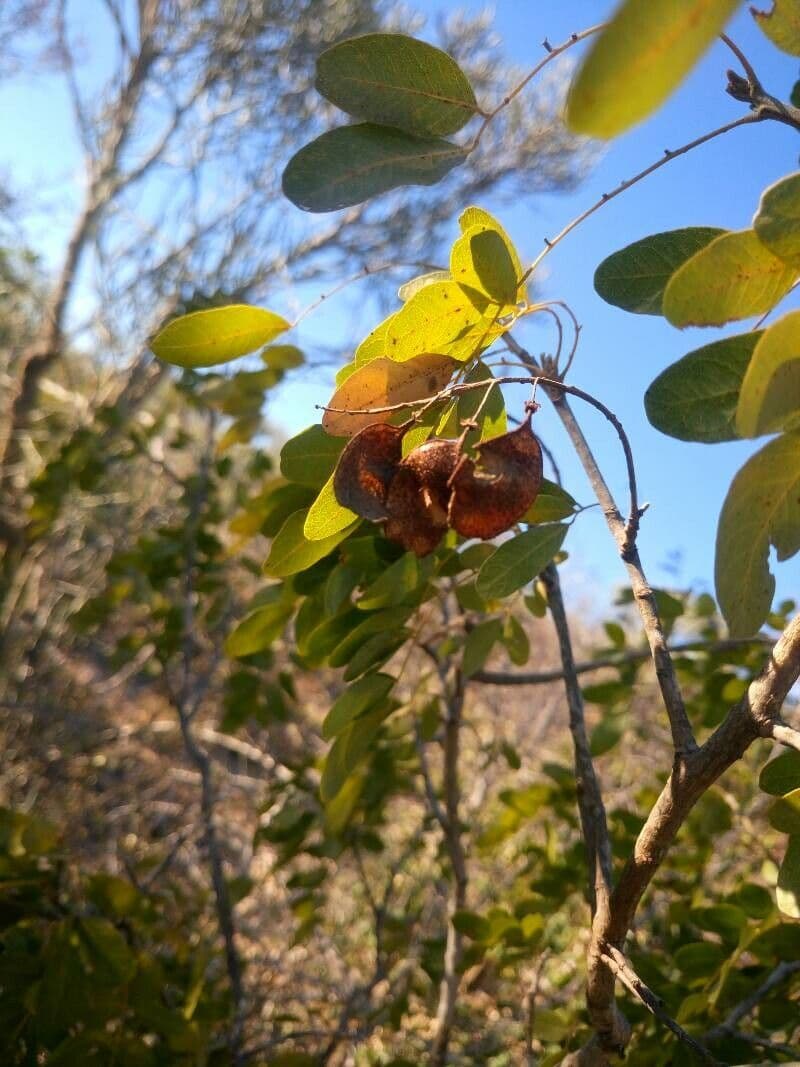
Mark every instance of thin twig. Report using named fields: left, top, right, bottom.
left=520, top=113, right=763, bottom=286
left=601, top=946, right=720, bottom=1066
left=542, top=563, right=612, bottom=915
left=506, top=336, right=696, bottom=758
left=473, top=636, right=774, bottom=687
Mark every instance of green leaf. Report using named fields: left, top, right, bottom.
left=357, top=553, right=430, bottom=610
left=522, top=479, right=577, bottom=523
left=501, top=614, right=530, bottom=666
left=674, top=940, right=726, bottom=978
left=589, top=717, right=623, bottom=757
left=777, top=834, right=800, bottom=919
left=280, top=425, right=344, bottom=488
left=315, top=33, right=477, bottom=137
left=452, top=910, right=491, bottom=940
left=715, top=432, right=800, bottom=635
left=462, top=618, right=504, bottom=677
left=752, top=0, right=800, bottom=54
left=737, top=311, right=800, bottom=437
left=760, top=751, right=800, bottom=796
left=663, top=229, right=798, bottom=328
left=264, top=510, right=356, bottom=578
left=304, top=474, right=357, bottom=541
left=450, top=362, right=506, bottom=442
left=77, top=918, right=135, bottom=985
left=282, top=124, right=467, bottom=213
left=594, top=227, right=725, bottom=315
left=754, top=171, right=800, bottom=267
left=645, top=331, right=761, bottom=443
left=224, top=591, right=294, bottom=658
left=476, top=525, right=568, bottom=600
left=262, top=343, right=305, bottom=370
left=322, top=672, right=395, bottom=740
left=451, top=224, right=518, bottom=306
left=565, top=0, right=739, bottom=137
left=150, top=304, right=289, bottom=368
left=768, top=789, right=800, bottom=834
left=320, top=707, right=388, bottom=800
left=384, top=280, right=497, bottom=363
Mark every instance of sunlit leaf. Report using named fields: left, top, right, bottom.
left=663, top=230, right=798, bottom=328
left=315, top=33, right=478, bottom=137
left=451, top=224, right=518, bottom=306
left=264, top=509, right=357, bottom=577
left=398, top=270, right=451, bottom=302
left=594, top=227, right=725, bottom=315
left=645, top=332, right=761, bottom=442
left=737, top=311, right=800, bottom=437
left=280, top=425, right=345, bottom=488
left=777, top=835, right=800, bottom=919
left=385, top=280, right=500, bottom=363
left=566, top=0, right=740, bottom=138
left=459, top=206, right=525, bottom=293
left=752, top=0, right=800, bottom=54
left=715, top=432, right=800, bottom=635
left=355, top=312, right=400, bottom=366
left=322, top=354, right=455, bottom=437
left=754, top=171, right=800, bottom=267
left=282, top=124, right=467, bottom=212
left=476, top=524, right=567, bottom=600
left=151, top=305, right=289, bottom=367
left=304, top=474, right=357, bottom=540
left=768, top=789, right=800, bottom=834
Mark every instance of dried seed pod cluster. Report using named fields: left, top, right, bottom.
left=333, top=416, right=543, bottom=556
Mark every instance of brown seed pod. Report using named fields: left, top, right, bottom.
left=333, top=422, right=405, bottom=520
left=448, top=416, right=542, bottom=539
left=384, top=437, right=460, bottom=556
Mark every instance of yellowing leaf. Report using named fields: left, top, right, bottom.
left=715, top=431, right=800, bottom=635
left=355, top=312, right=399, bottom=366
left=322, top=354, right=455, bottom=437
left=754, top=171, right=800, bottom=267
left=385, top=281, right=502, bottom=363
left=151, top=305, right=289, bottom=368
left=663, top=230, right=798, bottom=328
left=304, top=474, right=357, bottom=541
left=737, top=311, right=800, bottom=437
left=566, top=0, right=740, bottom=138
left=451, top=225, right=518, bottom=307
left=752, top=0, right=800, bottom=55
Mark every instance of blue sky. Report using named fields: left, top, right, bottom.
left=2, top=1, right=799, bottom=612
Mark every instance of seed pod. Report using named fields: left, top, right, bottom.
left=448, top=416, right=542, bottom=539
left=384, top=438, right=460, bottom=556
left=333, top=422, right=405, bottom=520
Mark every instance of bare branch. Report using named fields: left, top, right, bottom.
left=541, top=562, right=612, bottom=914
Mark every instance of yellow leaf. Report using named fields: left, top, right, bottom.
left=736, top=310, right=800, bottom=437
left=566, top=0, right=740, bottom=138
